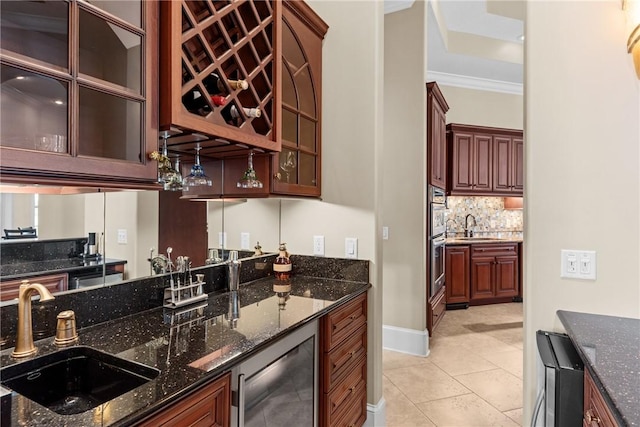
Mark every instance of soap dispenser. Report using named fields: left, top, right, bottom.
left=273, top=243, right=292, bottom=280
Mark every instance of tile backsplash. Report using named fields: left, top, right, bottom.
left=445, top=197, right=523, bottom=236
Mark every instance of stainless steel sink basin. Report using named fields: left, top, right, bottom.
left=0, top=346, right=159, bottom=415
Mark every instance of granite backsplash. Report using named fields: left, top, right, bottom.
left=0, top=254, right=368, bottom=351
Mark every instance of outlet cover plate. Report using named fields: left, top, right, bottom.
left=313, top=235, right=325, bottom=256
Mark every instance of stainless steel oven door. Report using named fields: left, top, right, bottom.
left=431, top=203, right=446, bottom=237
left=431, top=235, right=446, bottom=296
left=231, top=320, right=318, bottom=427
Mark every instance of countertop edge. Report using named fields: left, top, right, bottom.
left=557, top=310, right=631, bottom=427
left=117, top=283, right=371, bottom=427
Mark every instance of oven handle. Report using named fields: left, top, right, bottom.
left=237, top=373, right=245, bottom=427
left=433, top=236, right=446, bottom=247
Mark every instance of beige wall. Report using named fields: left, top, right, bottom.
left=39, top=194, right=86, bottom=239
left=382, top=1, right=428, bottom=332
left=439, top=85, right=523, bottom=129
left=524, top=0, right=640, bottom=422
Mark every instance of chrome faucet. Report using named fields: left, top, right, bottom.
left=464, top=214, right=477, bottom=237
left=12, top=281, right=55, bottom=358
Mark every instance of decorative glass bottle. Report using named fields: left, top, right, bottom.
left=273, top=243, right=292, bottom=280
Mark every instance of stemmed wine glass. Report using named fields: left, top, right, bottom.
left=156, top=135, right=183, bottom=191
left=183, top=143, right=212, bottom=187
left=237, top=151, right=263, bottom=188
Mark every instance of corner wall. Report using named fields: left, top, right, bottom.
left=524, top=0, right=640, bottom=422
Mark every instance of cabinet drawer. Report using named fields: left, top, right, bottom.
left=584, top=370, right=618, bottom=427
left=432, top=287, right=446, bottom=327
left=321, top=293, right=367, bottom=351
left=323, top=357, right=367, bottom=427
left=471, top=244, right=518, bottom=257
left=322, top=325, right=367, bottom=393
left=332, top=388, right=367, bottom=427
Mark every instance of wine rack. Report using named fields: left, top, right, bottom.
left=160, top=0, right=281, bottom=158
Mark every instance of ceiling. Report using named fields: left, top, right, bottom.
left=385, top=0, right=524, bottom=95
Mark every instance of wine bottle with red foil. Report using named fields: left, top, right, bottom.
left=273, top=243, right=292, bottom=280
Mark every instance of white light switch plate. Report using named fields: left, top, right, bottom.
left=561, top=249, right=596, bottom=280
left=345, top=237, right=358, bottom=259
left=117, top=229, right=127, bottom=244
left=382, top=226, right=389, bottom=240
left=240, top=232, right=250, bottom=250
left=313, top=235, right=325, bottom=256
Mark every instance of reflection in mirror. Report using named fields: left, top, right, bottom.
left=0, top=188, right=282, bottom=305
left=207, top=199, right=281, bottom=259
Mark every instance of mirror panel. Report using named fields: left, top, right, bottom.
left=1, top=188, right=281, bottom=304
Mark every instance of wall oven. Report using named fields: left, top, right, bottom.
left=231, top=320, right=318, bottom=427
left=429, top=186, right=447, bottom=297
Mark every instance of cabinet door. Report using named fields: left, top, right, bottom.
left=445, top=246, right=470, bottom=305
left=0, top=273, right=68, bottom=301
left=430, top=99, right=447, bottom=189
left=450, top=132, right=474, bottom=193
left=493, top=136, right=512, bottom=193
left=473, top=134, right=493, bottom=192
left=470, top=256, right=494, bottom=301
left=137, top=373, right=230, bottom=427
left=512, top=138, right=524, bottom=192
left=271, top=3, right=327, bottom=197
left=1, top=1, right=158, bottom=186
left=494, top=255, right=518, bottom=298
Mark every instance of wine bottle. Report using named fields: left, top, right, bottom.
left=273, top=243, right=292, bottom=280
left=211, top=95, right=227, bottom=106
left=222, top=105, right=261, bottom=122
left=204, top=72, right=249, bottom=95
left=182, top=90, right=210, bottom=115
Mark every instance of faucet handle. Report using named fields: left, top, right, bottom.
left=54, top=310, right=78, bottom=347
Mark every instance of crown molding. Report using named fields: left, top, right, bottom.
left=426, top=71, right=523, bottom=95
left=384, top=0, right=415, bottom=15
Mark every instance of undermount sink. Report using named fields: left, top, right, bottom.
left=0, top=346, right=159, bottom=415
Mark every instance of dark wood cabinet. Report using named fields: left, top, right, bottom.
left=427, top=285, right=446, bottom=336
left=445, top=245, right=470, bottom=307
left=427, top=82, right=449, bottom=190
left=470, top=244, right=518, bottom=305
left=137, top=372, right=230, bottom=427
left=447, top=124, right=523, bottom=196
left=448, top=128, right=492, bottom=194
left=0, top=1, right=159, bottom=188
left=0, top=273, right=68, bottom=302
left=319, top=293, right=367, bottom=427
left=161, top=0, right=327, bottom=199
left=583, top=369, right=619, bottom=427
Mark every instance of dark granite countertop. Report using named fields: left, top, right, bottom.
left=0, top=275, right=369, bottom=426
left=557, top=310, right=640, bottom=427
left=0, top=258, right=127, bottom=280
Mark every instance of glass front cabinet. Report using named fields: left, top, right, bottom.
left=0, top=0, right=158, bottom=186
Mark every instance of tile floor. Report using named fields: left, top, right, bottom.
left=383, top=303, right=524, bottom=427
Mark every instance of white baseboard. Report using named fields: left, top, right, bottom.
left=364, top=397, right=386, bottom=427
left=382, top=324, right=430, bottom=357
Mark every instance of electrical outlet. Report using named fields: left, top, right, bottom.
left=382, top=226, right=389, bottom=240
left=313, top=235, right=325, bottom=256
left=219, top=232, right=227, bottom=248
left=561, top=249, right=596, bottom=280
left=240, top=232, right=250, bottom=250
left=345, top=237, right=358, bottom=259
left=117, top=229, right=127, bottom=244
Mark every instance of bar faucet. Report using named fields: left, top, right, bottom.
left=464, top=214, right=477, bottom=237
left=12, top=281, right=55, bottom=358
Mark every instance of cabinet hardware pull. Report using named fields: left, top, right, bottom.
left=585, top=410, right=600, bottom=424
left=350, top=350, right=356, bottom=357
left=349, top=314, right=357, bottom=320
left=349, top=387, right=355, bottom=394
left=275, top=172, right=282, bottom=181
